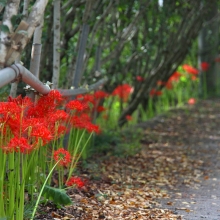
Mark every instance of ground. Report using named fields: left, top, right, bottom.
left=36, top=98, right=220, bottom=220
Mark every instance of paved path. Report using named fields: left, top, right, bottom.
left=161, top=143, right=220, bottom=220
left=139, top=100, right=220, bottom=219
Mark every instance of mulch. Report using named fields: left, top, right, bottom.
left=35, top=98, right=220, bottom=220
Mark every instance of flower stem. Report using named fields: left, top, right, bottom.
left=31, top=160, right=60, bottom=220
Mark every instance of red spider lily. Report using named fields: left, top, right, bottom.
left=112, top=84, right=133, bottom=102
left=78, top=94, right=95, bottom=105
left=31, top=124, right=52, bottom=144
left=54, top=148, right=71, bottom=167
left=215, top=57, right=220, bottom=62
left=150, top=89, right=162, bottom=97
left=94, top=90, right=109, bottom=99
left=191, top=75, right=197, bottom=81
left=150, top=89, right=156, bottom=96
left=136, top=76, right=145, bottom=82
left=69, top=113, right=100, bottom=133
left=28, top=90, right=64, bottom=118
left=70, top=114, right=91, bottom=129
left=8, top=95, right=33, bottom=109
left=65, top=176, right=85, bottom=188
left=169, top=72, right=182, bottom=82
left=125, top=115, right=132, bottom=121
left=22, top=118, right=45, bottom=136
left=156, top=91, right=162, bottom=96
left=165, top=82, right=173, bottom=89
left=96, top=106, right=106, bottom=113
left=182, top=64, right=199, bottom=75
left=2, top=137, right=32, bottom=154
left=84, top=122, right=101, bottom=134
left=157, top=80, right=173, bottom=90
left=188, top=98, right=196, bottom=105
left=47, top=110, right=69, bottom=124
left=0, top=102, right=21, bottom=118
left=46, top=90, right=64, bottom=104
left=201, top=62, right=209, bottom=71
left=56, top=125, right=67, bottom=137
left=66, top=100, right=85, bottom=112
left=157, top=80, right=166, bottom=86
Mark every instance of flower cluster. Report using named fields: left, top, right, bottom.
left=53, top=148, right=71, bottom=167
left=112, top=84, right=133, bottom=102
left=0, top=90, right=102, bottom=155
left=65, top=176, right=85, bottom=188
left=149, top=62, right=210, bottom=98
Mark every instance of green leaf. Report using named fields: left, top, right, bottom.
left=11, top=15, right=17, bottom=27
left=0, top=24, right=9, bottom=33
left=42, top=185, right=72, bottom=206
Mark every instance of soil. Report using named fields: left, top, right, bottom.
left=35, top=98, right=220, bottom=220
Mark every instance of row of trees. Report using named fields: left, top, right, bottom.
left=1, top=0, right=219, bottom=126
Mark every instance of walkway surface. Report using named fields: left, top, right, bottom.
left=138, top=99, right=220, bottom=219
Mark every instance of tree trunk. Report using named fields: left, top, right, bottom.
left=198, top=0, right=219, bottom=98
left=52, top=0, right=61, bottom=89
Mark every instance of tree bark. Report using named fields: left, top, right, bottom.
left=52, top=0, right=61, bottom=89
left=198, top=0, right=219, bottom=97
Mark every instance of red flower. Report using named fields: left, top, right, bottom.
left=70, top=114, right=90, bottom=129
left=29, top=90, right=64, bottom=118
left=65, top=176, right=85, bottom=188
left=78, top=94, right=95, bottom=105
left=112, top=84, right=133, bottom=102
left=53, top=148, right=71, bottom=167
left=136, top=76, right=145, bottom=82
left=66, top=100, right=85, bottom=112
left=31, top=124, right=52, bottom=143
left=165, top=82, right=173, bottom=89
left=215, top=57, right=220, bottom=62
left=125, top=115, right=132, bottom=121
left=157, top=80, right=166, bottom=86
left=94, top=90, right=109, bottom=99
left=201, top=62, right=209, bottom=71
left=2, top=137, right=32, bottom=154
left=96, top=106, right=106, bottom=113
left=150, top=89, right=162, bottom=97
left=182, top=64, right=199, bottom=75
left=156, top=91, right=162, bottom=96
left=169, top=72, right=182, bottom=82
left=188, top=98, right=196, bottom=105
left=8, top=95, right=33, bottom=109
left=191, top=75, right=197, bottom=81
left=85, top=123, right=101, bottom=134
left=150, top=89, right=156, bottom=97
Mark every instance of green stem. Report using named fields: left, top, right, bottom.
left=68, top=132, right=93, bottom=180
left=8, top=152, right=15, bottom=220
left=31, top=160, right=60, bottom=220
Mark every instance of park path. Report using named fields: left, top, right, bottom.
left=138, top=99, right=220, bottom=219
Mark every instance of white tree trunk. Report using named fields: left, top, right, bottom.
left=0, top=0, right=48, bottom=67
left=0, top=0, right=21, bottom=68
left=10, top=0, right=30, bottom=97
left=52, top=0, right=61, bottom=89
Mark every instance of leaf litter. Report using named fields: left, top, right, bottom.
left=36, top=98, right=220, bottom=219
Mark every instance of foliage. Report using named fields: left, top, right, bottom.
left=92, top=128, right=143, bottom=157
left=32, top=0, right=213, bottom=126
left=42, top=185, right=72, bottom=206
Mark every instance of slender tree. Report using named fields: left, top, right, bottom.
left=52, top=0, right=61, bottom=89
